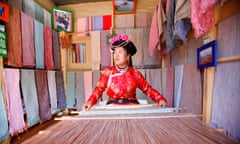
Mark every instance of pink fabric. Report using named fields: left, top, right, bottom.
left=88, top=17, right=92, bottom=35
left=84, top=71, right=93, bottom=101
left=165, top=67, right=174, bottom=107
left=100, top=30, right=111, bottom=69
left=44, top=25, right=54, bottom=70
left=4, top=69, right=25, bottom=135
left=21, top=12, right=35, bottom=67
left=75, top=44, right=80, bottom=63
left=149, top=6, right=159, bottom=57
left=191, top=0, right=219, bottom=38
left=77, top=18, right=87, bottom=36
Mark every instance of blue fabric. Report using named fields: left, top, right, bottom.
left=93, top=16, right=103, bottom=31
left=34, top=20, right=45, bottom=69
left=47, top=71, right=59, bottom=114
left=56, top=71, right=66, bottom=109
left=66, top=72, right=76, bottom=108
left=0, top=83, right=9, bottom=141
left=21, top=69, right=40, bottom=127
left=174, top=65, right=184, bottom=108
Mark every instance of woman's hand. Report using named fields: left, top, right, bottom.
left=159, top=100, right=167, bottom=108
left=82, top=102, right=93, bottom=111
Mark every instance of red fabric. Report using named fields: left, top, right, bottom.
left=103, top=15, right=112, bottom=30
left=44, top=25, right=54, bottom=70
left=149, top=6, right=159, bottom=56
left=87, top=66, right=166, bottom=105
left=21, top=12, right=35, bottom=68
left=5, top=6, right=22, bottom=67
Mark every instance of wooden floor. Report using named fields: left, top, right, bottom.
left=11, top=113, right=237, bottom=144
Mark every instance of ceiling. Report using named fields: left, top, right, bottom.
left=52, top=0, right=111, bottom=6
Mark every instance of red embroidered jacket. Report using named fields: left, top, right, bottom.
left=87, top=66, right=166, bottom=105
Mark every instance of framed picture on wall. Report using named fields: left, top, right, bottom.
left=197, top=40, right=218, bottom=69
left=0, top=2, right=9, bottom=23
left=51, top=7, right=74, bottom=33
left=112, top=0, right=136, bottom=15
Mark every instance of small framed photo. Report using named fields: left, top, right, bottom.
left=51, top=7, right=74, bottom=33
left=112, top=0, right=136, bottom=15
left=197, top=40, right=217, bottom=69
left=0, top=2, right=9, bottom=23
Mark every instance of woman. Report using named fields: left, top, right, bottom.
left=82, top=35, right=166, bottom=111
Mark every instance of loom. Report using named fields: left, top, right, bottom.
left=17, top=104, right=237, bottom=144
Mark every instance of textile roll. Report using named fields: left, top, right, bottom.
left=181, top=64, right=202, bottom=114
left=0, top=83, right=9, bottom=141
left=211, top=62, right=240, bottom=141
left=103, top=15, right=112, bottom=30
left=44, top=9, right=51, bottom=28
left=21, top=69, right=40, bottom=127
left=35, top=70, right=52, bottom=123
left=23, top=0, right=35, bottom=19
left=52, top=30, right=61, bottom=70
left=56, top=71, right=67, bottom=109
left=143, top=28, right=160, bottom=66
left=145, top=69, right=162, bottom=104
left=4, top=69, right=25, bottom=135
left=92, top=16, right=103, bottom=31
left=34, top=20, right=45, bottom=69
left=217, top=13, right=240, bottom=58
left=91, top=31, right=101, bottom=70
left=115, top=14, right=135, bottom=29
left=66, top=72, right=76, bottom=108
left=34, top=2, right=44, bottom=23
left=136, top=13, right=152, bottom=28
left=5, top=6, right=22, bottom=67
left=174, top=64, right=184, bottom=108
left=47, top=71, right=58, bottom=114
left=165, top=67, right=174, bottom=107
left=100, top=30, right=111, bottom=69
left=44, top=25, right=54, bottom=70
left=136, top=69, right=147, bottom=101
left=84, top=71, right=93, bottom=102
left=125, top=28, right=143, bottom=66
left=75, top=71, right=85, bottom=110
left=21, top=12, right=35, bottom=68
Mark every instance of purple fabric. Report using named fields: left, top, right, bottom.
left=75, top=71, right=85, bottom=110
left=93, top=16, right=103, bottom=31
left=4, top=69, right=25, bottom=135
left=56, top=71, right=66, bottom=109
left=173, top=18, right=192, bottom=44
left=52, top=30, right=61, bottom=70
left=21, top=12, right=35, bottom=68
left=35, top=70, right=52, bottom=123
left=100, top=30, right=111, bottom=69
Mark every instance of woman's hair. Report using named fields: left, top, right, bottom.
left=111, top=39, right=137, bottom=66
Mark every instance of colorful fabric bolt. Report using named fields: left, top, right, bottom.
left=66, top=71, right=76, bottom=108
left=75, top=71, right=85, bottom=110
left=92, top=16, right=103, bottom=31
left=0, top=83, right=9, bottom=141
left=23, top=0, right=35, bottom=19
left=47, top=71, right=58, bottom=114
left=103, top=15, right=112, bottom=30
left=52, top=30, right=61, bottom=70
left=44, top=25, right=54, bottom=70
left=56, top=71, right=67, bottom=109
left=35, top=2, right=44, bottom=23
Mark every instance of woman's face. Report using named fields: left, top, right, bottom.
left=113, top=47, right=130, bottom=68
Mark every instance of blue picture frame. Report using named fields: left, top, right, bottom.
left=197, top=40, right=217, bottom=69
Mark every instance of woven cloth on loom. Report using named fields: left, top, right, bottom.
left=66, top=72, right=76, bottom=108
left=21, top=115, right=237, bottom=144
left=145, top=69, right=162, bottom=104
left=92, top=16, right=103, bottom=31
left=56, top=71, right=67, bottom=109
left=0, top=83, right=9, bottom=141
left=100, top=30, right=111, bottom=69
left=44, top=25, right=54, bottom=70
left=34, top=2, right=44, bottom=23
left=103, top=15, right=112, bottom=30
left=43, top=9, right=51, bottom=28
left=91, top=31, right=101, bottom=70
left=84, top=71, right=93, bottom=102
left=47, top=71, right=58, bottom=114
left=52, top=30, right=61, bottom=70
left=21, top=12, right=35, bottom=68
left=35, top=70, right=52, bottom=123
left=23, top=0, right=35, bottom=18
left=217, top=12, right=240, bottom=59
left=34, top=19, right=45, bottom=69
left=211, top=62, right=240, bottom=141
left=181, top=64, right=202, bottom=114
left=5, top=6, right=22, bottom=67
left=21, top=69, right=40, bottom=127
left=115, top=14, right=135, bottom=29
left=75, top=71, right=85, bottom=110
left=174, top=64, right=184, bottom=108
left=125, top=28, right=143, bottom=66
left=4, top=69, right=25, bottom=135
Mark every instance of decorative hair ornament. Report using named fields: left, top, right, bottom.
left=110, top=34, right=129, bottom=44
